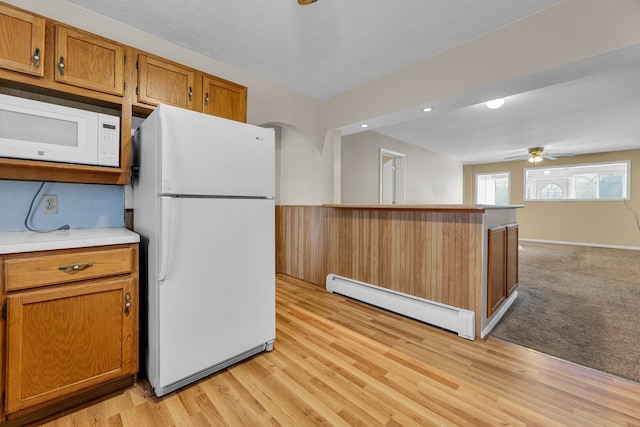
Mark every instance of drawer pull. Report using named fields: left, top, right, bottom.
left=58, top=263, right=93, bottom=272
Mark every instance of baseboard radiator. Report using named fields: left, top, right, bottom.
left=326, top=274, right=475, bottom=340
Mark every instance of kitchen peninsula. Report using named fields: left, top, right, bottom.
left=276, top=204, right=523, bottom=339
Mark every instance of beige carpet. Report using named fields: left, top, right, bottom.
left=490, top=241, right=640, bottom=384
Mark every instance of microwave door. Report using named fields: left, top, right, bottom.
left=0, top=94, right=118, bottom=167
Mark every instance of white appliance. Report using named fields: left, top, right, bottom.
left=133, top=104, right=276, bottom=397
left=0, top=94, right=120, bottom=167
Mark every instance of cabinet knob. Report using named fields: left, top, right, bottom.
left=188, top=86, right=193, bottom=101
left=205, top=92, right=209, bottom=107
left=58, top=56, right=65, bottom=76
left=33, top=48, right=40, bottom=71
left=124, top=292, right=131, bottom=315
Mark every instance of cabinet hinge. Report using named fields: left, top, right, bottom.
left=135, top=86, right=139, bottom=95
left=136, top=60, right=139, bottom=70
left=124, top=81, right=126, bottom=91
left=124, top=55, right=127, bottom=64
left=2, top=304, right=6, bottom=320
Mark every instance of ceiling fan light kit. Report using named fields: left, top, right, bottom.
left=298, top=0, right=318, bottom=4
left=505, top=146, right=576, bottom=163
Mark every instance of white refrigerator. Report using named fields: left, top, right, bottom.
left=133, top=104, right=275, bottom=397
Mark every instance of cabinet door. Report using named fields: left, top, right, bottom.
left=137, top=53, right=195, bottom=109
left=0, top=4, right=45, bottom=77
left=487, top=226, right=506, bottom=317
left=5, top=278, right=135, bottom=414
left=506, top=223, right=519, bottom=296
left=203, top=75, right=247, bottom=122
left=55, top=25, right=125, bottom=95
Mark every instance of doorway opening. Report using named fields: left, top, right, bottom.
left=379, top=148, right=405, bottom=204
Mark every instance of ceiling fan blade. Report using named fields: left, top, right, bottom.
left=549, top=153, right=575, bottom=157
left=504, top=155, right=530, bottom=160
left=542, top=155, right=557, bottom=160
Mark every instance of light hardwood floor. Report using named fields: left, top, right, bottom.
left=43, top=274, right=640, bottom=426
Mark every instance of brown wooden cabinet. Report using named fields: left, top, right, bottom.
left=54, top=25, right=125, bottom=96
left=506, top=223, right=519, bottom=297
left=136, top=53, right=196, bottom=110
left=0, top=244, right=138, bottom=423
left=203, top=75, right=247, bottom=122
left=487, top=223, right=518, bottom=317
left=0, top=3, right=45, bottom=77
left=0, top=3, right=132, bottom=185
left=136, top=52, right=248, bottom=123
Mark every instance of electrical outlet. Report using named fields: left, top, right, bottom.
left=42, top=194, right=58, bottom=214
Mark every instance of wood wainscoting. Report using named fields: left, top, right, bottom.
left=326, top=208, right=484, bottom=312
left=275, top=206, right=328, bottom=286
left=276, top=205, right=484, bottom=317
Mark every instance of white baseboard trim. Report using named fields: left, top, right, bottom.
left=481, top=290, right=518, bottom=339
left=326, top=274, right=475, bottom=340
left=519, top=238, right=640, bottom=251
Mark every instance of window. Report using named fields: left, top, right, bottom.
left=525, top=161, right=629, bottom=201
left=476, top=172, right=510, bottom=205
left=541, top=183, right=563, bottom=199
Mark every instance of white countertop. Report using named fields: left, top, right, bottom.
left=0, top=227, right=140, bottom=254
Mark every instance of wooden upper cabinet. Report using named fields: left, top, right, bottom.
left=137, top=53, right=195, bottom=109
left=54, top=25, right=125, bottom=96
left=203, top=75, right=247, bottom=122
left=0, top=4, right=45, bottom=77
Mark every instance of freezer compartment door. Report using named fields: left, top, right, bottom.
left=155, top=197, right=275, bottom=389
left=155, top=104, right=275, bottom=197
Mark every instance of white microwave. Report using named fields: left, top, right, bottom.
left=0, top=94, right=120, bottom=167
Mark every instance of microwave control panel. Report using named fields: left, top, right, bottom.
left=98, top=114, right=120, bottom=167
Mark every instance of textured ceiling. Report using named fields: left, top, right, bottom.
left=65, top=0, right=559, bottom=100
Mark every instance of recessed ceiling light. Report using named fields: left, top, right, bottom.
left=360, top=124, right=369, bottom=128
left=486, top=98, right=505, bottom=109
left=422, top=107, right=433, bottom=112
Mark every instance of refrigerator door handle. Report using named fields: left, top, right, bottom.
left=158, top=197, right=172, bottom=281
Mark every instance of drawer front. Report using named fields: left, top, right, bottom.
left=4, top=248, right=133, bottom=291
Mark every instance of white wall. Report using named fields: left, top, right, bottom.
left=341, top=131, right=462, bottom=204
left=277, top=126, right=334, bottom=205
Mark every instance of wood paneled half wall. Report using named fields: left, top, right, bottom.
left=275, top=206, right=328, bottom=286
left=276, top=204, right=521, bottom=338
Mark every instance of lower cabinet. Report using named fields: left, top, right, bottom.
left=0, top=243, right=138, bottom=424
left=487, top=223, right=518, bottom=317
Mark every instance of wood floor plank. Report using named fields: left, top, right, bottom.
left=40, top=274, right=640, bottom=426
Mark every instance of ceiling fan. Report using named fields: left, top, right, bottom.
left=505, top=146, right=575, bottom=163
left=298, top=0, right=317, bottom=4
